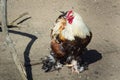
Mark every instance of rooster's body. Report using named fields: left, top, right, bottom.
left=42, top=10, right=92, bottom=73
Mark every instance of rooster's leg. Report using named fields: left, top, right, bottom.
left=71, top=60, right=79, bottom=74
left=66, top=60, right=80, bottom=74
left=55, top=61, right=63, bottom=70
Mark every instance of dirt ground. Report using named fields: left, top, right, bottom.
left=0, top=0, right=120, bottom=80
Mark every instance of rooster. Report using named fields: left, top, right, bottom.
left=42, top=10, right=92, bottom=73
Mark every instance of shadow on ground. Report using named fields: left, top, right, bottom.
left=0, top=27, right=37, bottom=80
left=81, top=49, right=102, bottom=65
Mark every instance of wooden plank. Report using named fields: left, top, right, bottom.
left=1, top=0, right=27, bottom=80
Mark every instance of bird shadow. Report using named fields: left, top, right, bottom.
left=0, top=28, right=37, bottom=80
left=81, top=49, right=102, bottom=65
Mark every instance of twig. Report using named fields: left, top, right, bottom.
left=10, top=12, right=29, bottom=25
left=24, top=60, right=42, bottom=67
left=0, top=12, right=31, bottom=29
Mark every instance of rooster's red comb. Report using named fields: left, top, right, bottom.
left=66, top=10, right=73, bottom=18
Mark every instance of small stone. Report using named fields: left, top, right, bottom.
left=86, top=76, right=90, bottom=80
left=94, top=71, right=99, bottom=75
left=78, top=75, right=82, bottom=78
